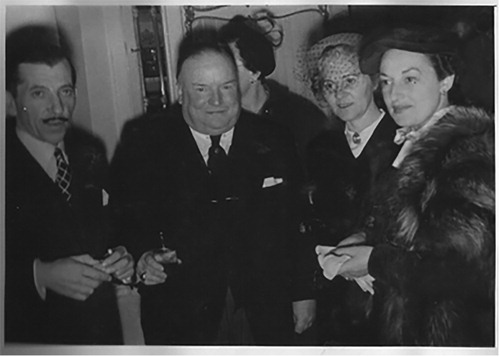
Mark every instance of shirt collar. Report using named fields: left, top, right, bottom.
left=16, top=127, right=66, bottom=180
left=189, top=127, right=234, bottom=163
left=394, top=106, right=454, bottom=145
left=344, top=109, right=385, bottom=139
left=344, top=109, right=385, bottom=157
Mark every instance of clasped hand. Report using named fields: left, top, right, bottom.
left=99, top=245, right=135, bottom=284
left=333, top=233, right=373, bottom=279
left=36, top=246, right=134, bottom=301
left=136, top=250, right=167, bottom=285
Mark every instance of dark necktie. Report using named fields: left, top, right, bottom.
left=54, top=147, right=72, bottom=202
left=207, top=135, right=231, bottom=200
left=207, top=135, right=227, bottom=175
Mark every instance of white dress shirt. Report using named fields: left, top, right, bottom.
left=189, top=127, right=234, bottom=164
left=16, top=127, right=67, bottom=182
left=344, top=109, right=385, bottom=158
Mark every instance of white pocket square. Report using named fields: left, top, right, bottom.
left=102, top=189, right=109, bottom=206
left=262, top=177, right=283, bottom=188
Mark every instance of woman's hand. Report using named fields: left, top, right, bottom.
left=337, top=231, right=367, bottom=247
left=333, top=245, right=373, bottom=279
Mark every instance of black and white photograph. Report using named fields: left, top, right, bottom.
left=1, top=2, right=496, bottom=354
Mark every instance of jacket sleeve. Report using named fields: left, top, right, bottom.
left=108, top=117, right=163, bottom=261
left=368, top=149, right=495, bottom=301
left=5, top=198, right=46, bottom=342
left=286, top=132, right=317, bottom=302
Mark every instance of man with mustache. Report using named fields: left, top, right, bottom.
left=4, top=26, right=134, bottom=344
left=110, top=29, right=316, bottom=345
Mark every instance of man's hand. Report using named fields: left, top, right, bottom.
left=136, top=250, right=167, bottom=285
left=333, top=245, right=373, bottom=279
left=35, top=255, right=111, bottom=301
left=99, top=246, right=135, bottom=284
left=292, top=299, right=316, bottom=334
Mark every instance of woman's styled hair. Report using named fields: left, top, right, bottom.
left=359, top=25, right=460, bottom=76
left=219, top=15, right=276, bottom=79
left=359, top=25, right=464, bottom=104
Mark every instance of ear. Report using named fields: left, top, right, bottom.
left=370, top=74, right=379, bottom=91
left=176, top=82, right=183, bottom=104
left=6, top=91, right=18, bottom=117
left=440, top=74, right=455, bottom=94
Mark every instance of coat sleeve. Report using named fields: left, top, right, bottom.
left=284, top=131, right=317, bottom=302
left=367, top=133, right=495, bottom=347
left=109, top=117, right=163, bottom=260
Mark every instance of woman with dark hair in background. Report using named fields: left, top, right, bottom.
left=219, top=14, right=328, bottom=166
left=327, top=26, right=494, bottom=346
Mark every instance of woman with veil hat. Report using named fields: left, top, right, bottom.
left=303, top=32, right=400, bottom=345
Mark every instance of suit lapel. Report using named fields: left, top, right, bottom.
left=332, top=129, right=354, bottom=159
left=8, top=130, right=66, bottom=205
left=228, top=114, right=270, bottom=195
left=7, top=131, right=87, bottom=258
left=359, top=113, right=399, bottom=181
left=164, top=115, right=212, bottom=207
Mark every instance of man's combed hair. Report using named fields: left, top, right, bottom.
left=176, top=26, right=235, bottom=78
left=6, top=25, right=76, bottom=96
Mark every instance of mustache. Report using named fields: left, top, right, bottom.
left=42, top=117, right=70, bottom=124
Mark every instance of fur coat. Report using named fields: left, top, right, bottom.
left=367, top=106, right=495, bottom=346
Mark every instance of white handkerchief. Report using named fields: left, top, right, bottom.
left=315, top=245, right=376, bottom=295
left=315, top=244, right=350, bottom=280
left=354, top=274, right=375, bottom=295
left=321, top=254, right=351, bottom=280
left=315, top=245, right=335, bottom=257
left=262, top=177, right=283, bottom=188
left=102, top=189, right=109, bottom=206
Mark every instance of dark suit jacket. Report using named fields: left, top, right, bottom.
left=261, top=80, right=329, bottom=165
left=5, top=119, right=122, bottom=345
left=306, top=113, right=400, bottom=245
left=304, top=113, right=399, bottom=345
left=110, top=104, right=315, bottom=345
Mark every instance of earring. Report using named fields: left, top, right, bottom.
left=22, top=107, right=27, bottom=112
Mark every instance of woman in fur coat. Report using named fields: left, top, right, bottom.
left=330, top=26, right=495, bottom=346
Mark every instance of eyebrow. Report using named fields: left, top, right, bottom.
left=341, top=72, right=360, bottom=78
left=191, top=79, right=237, bottom=86
left=29, top=83, right=74, bottom=91
left=28, top=84, right=48, bottom=90
left=380, top=67, right=421, bottom=77
left=402, top=67, right=422, bottom=75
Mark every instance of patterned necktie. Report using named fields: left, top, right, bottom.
left=207, top=135, right=227, bottom=174
left=54, top=147, right=72, bottom=202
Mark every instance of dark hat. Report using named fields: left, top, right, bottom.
left=360, top=26, right=458, bottom=74
left=220, top=15, right=276, bottom=77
